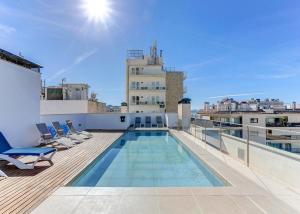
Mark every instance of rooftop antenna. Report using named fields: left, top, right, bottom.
left=18, top=52, right=24, bottom=58
left=61, top=78, right=66, bottom=86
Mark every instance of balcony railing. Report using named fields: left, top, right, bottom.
left=130, top=86, right=166, bottom=90
left=187, top=118, right=300, bottom=158
left=129, top=71, right=166, bottom=76
left=130, top=101, right=165, bottom=105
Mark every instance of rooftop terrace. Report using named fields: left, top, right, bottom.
left=1, top=130, right=300, bottom=213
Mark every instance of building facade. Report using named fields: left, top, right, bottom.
left=41, top=83, right=106, bottom=114
left=43, top=83, right=89, bottom=100
left=199, top=110, right=300, bottom=153
left=126, top=42, right=184, bottom=113
left=0, top=49, right=41, bottom=147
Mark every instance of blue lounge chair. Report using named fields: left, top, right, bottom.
left=0, top=132, right=56, bottom=176
left=145, top=116, right=151, bottom=128
left=156, top=116, right=163, bottom=127
left=66, top=120, right=92, bottom=138
left=135, top=117, right=141, bottom=128
left=52, top=121, right=83, bottom=143
left=36, top=123, right=74, bottom=148
left=62, top=124, right=89, bottom=140
left=0, top=170, right=6, bottom=178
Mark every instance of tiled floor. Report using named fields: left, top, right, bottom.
left=32, top=130, right=300, bottom=214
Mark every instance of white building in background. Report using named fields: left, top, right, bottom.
left=41, top=83, right=106, bottom=114
left=126, top=41, right=185, bottom=113
left=203, top=98, right=287, bottom=113
left=42, top=83, right=89, bottom=100
left=0, top=49, right=41, bottom=147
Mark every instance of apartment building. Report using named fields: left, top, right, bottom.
left=126, top=42, right=184, bottom=113
left=199, top=110, right=300, bottom=153
left=41, top=83, right=106, bottom=114
left=42, top=83, right=89, bottom=100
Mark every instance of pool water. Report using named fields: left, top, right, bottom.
left=69, top=131, right=226, bottom=187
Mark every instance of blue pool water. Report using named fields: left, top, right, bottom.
left=69, top=131, right=226, bottom=187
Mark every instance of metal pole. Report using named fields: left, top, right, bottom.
left=194, top=121, right=196, bottom=137
left=219, top=122, right=222, bottom=152
left=247, top=126, right=250, bottom=167
left=204, top=120, right=207, bottom=144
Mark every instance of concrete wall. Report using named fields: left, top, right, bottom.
left=40, top=112, right=178, bottom=131
left=0, top=60, right=41, bottom=147
left=165, top=72, right=184, bottom=113
left=41, top=100, right=88, bottom=115
left=87, top=101, right=106, bottom=113
left=221, top=133, right=300, bottom=188
left=86, top=113, right=130, bottom=130
left=166, top=113, right=178, bottom=128
left=40, top=114, right=87, bottom=131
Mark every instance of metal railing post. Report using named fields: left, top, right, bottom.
left=194, top=121, right=197, bottom=137
left=247, top=126, right=250, bottom=167
left=204, top=121, right=207, bottom=144
left=219, top=122, right=222, bottom=152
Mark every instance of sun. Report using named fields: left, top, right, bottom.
left=81, top=0, right=112, bottom=24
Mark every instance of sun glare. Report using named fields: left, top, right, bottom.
left=81, top=0, right=112, bottom=24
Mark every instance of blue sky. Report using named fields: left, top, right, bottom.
left=1, top=0, right=300, bottom=109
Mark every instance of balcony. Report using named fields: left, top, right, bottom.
left=129, top=70, right=166, bottom=77
left=130, top=86, right=166, bottom=91
left=130, top=101, right=165, bottom=106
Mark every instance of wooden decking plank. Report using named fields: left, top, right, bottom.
left=0, top=132, right=122, bottom=214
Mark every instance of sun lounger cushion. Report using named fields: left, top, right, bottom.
left=2, top=147, right=56, bottom=156
left=0, top=132, right=55, bottom=156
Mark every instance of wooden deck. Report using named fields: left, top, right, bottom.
left=0, top=132, right=123, bottom=214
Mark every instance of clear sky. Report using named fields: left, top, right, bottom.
left=1, top=0, right=300, bottom=109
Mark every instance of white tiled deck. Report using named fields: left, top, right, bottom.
left=32, top=130, right=300, bottom=214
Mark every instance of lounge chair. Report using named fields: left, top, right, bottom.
left=156, top=116, right=163, bottom=128
left=36, top=123, right=74, bottom=148
left=135, top=117, right=141, bottom=128
left=61, top=124, right=87, bottom=141
left=0, top=170, right=7, bottom=177
left=0, top=132, right=56, bottom=175
left=52, top=121, right=83, bottom=143
left=145, top=116, right=151, bottom=128
left=66, top=120, right=92, bottom=139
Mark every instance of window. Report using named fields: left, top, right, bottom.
left=250, top=118, right=258, bottom=123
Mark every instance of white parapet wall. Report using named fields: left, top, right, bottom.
left=39, top=112, right=178, bottom=131
left=86, top=113, right=130, bottom=130
left=221, top=133, right=300, bottom=189
left=40, top=114, right=87, bottom=131
left=0, top=60, right=41, bottom=147
left=41, top=100, right=89, bottom=115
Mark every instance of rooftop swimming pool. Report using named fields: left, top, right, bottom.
left=69, top=131, right=226, bottom=187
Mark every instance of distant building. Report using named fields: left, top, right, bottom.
left=202, top=98, right=287, bottom=113
left=41, top=83, right=106, bottom=114
left=126, top=41, right=185, bottom=113
left=106, top=105, right=121, bottom=112
left=43, top=83, right=89, bottom=101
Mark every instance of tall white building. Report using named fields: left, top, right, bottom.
left=126, top=42, right=184, bottom=113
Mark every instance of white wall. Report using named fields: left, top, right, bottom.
left=40, top=114, right=87, bottom=131
left=41, top=100, right=88, bottom=115
left=166, top=113, right=178, bottom=128
left=86, top=113, right=130, bottom=130
left=221, top=133, right=300, bottom=188
left=0, top=60, right=41, bottom=147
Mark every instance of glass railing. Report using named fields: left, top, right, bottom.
left=187, top=119, right=300, bottom=160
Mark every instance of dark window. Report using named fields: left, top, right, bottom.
left=250, top=118, right=258, bottom=123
